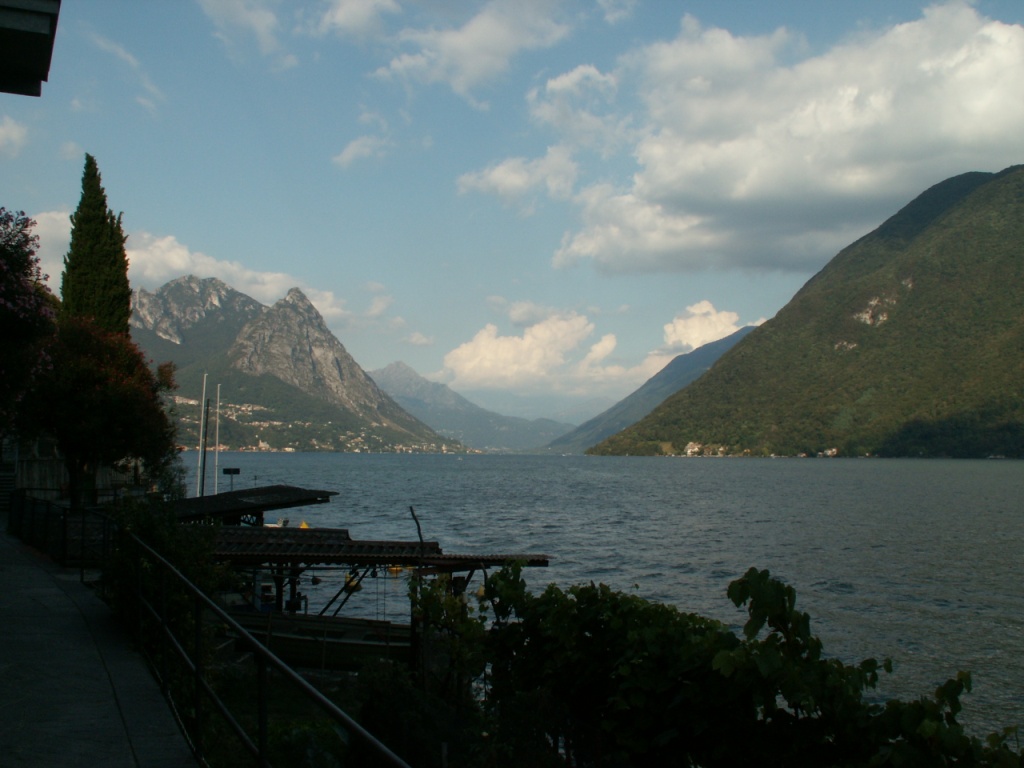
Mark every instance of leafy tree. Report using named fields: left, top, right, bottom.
left=60, top=154, right=131, bottom=334
left=0, top=208, right=55, bottom=433
left=475, top=565, right=1024, bottom=767
left=18, top=154, right=181, bottom=506
left=19, top=315, right=179, bottom=508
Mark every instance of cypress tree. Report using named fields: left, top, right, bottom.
left=60, top=154, right=131, bottom=334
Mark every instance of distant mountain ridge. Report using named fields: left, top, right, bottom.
left=592, top=165, right=1024, bottom=458
left=131, top=276, right=459, bottom=453
left=370, top=362, right=574, bottom=451
left=546, top=327, right=755, bottom=454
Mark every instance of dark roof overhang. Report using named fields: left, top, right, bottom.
left=0, top=0, right=61, bottom=97
left=172, top=484, right=338, bottom=523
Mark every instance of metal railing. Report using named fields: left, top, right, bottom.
left=6, top=490, right=114, bottom=570
left=7, top=491, right=413, bottom=767
left=125, top=533, right=413, bottom=768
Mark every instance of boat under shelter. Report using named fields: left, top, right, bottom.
left=178, top=484, right=548, bottom=617
left=212, top=520, right=549, bottom=616
left=182, top=483, right=549, bottom=672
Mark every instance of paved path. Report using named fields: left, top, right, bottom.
left=0, top=518, right=195, bottom=767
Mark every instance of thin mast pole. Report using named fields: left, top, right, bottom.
left=195, top=373, right=207, bottom=497
left=199, top=398, right=210, bottom=497
left=214, top=384, right=221, bottom=494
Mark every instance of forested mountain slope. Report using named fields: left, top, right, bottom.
left=546, top=327, right=754, bottom=454
left=591, top=165, right=1024, bottom=458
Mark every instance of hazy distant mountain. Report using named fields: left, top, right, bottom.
left=545, top=327, right=755, bottom=454
left=370, top=361, right=574, bottom=451
left=131, top=276, right=459, bottom=453
left=592, top=165, right=1024, bottom=458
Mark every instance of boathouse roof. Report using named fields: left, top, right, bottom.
left=212, top=525, right=549, bottom=573
left=172, top=484, right=337, bottom=524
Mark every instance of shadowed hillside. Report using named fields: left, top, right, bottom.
left=591, top=165, right=1024, bottom=458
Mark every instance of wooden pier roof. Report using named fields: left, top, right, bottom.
left=213, top=525, right=549, bottom=573
left=172, top=485, right=337, bottom=523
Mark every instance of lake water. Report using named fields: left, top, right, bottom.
left=185, top=452, right=1024, bottom=735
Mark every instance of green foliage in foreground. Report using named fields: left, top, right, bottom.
left=103, top=508, right=1022, bottom=766
left=392, top=565, right=1023, bottom=768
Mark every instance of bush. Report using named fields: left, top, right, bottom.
left=476, top=564, right=1023, bottom=767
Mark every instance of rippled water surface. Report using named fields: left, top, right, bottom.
left=186, top=453, right=1024, bottom=734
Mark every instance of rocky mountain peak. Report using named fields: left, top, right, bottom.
left=374, top=361, right=424, bottom=387
left=230, top=287, right=394, bottom=416
left=284, top=286, right=309, bottom=304
left=131, top=277, right=455, bottom=452
left=131, top=275, right=264, bottom=344
left=372, top=361, right=460, bottom=406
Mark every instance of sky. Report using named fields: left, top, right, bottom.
left=2, top=1, right=1023, bottom=421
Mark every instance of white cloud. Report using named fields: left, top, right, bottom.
left=527, top=64, right=630, bottom=154
left=358, top=108, right=389, bottom=131
left=333, top=134, right=392, bottom=167
left=555, top=185, right=720, bottom=271
left=198, top=0, right=280, bottom=53
left=506, top=299, right=556, bottom=326
left=60, top=141, right=83, bottom=160
left=30, top=209, right=72, bottom=286
left=439, top=308, right=667, bottom=397
left=434, top=300, right=758, bottom=399
left=662, top=300, right=750, bottom=352
left=458, top=145, right=577, bottom=207
left=198, top=0, right=297, bottom=68
left=375, top=0, right=570, bottom=105
left=120, top=229, right=351, bottom=322
left=0, top=116, right=28, bottom=156
left=405, top=331, right=433, bottom=346
left=316, top=0, right=400, bottom=37
left=547, top=3, right=1024, bottom=274
left=28, top=215, right=337, bottom=314
left=597, top=0, right=636, bottom=25
left=89, top=33, right=165, bottom=111
left=542, top=63, right=616, bottom=98
left=580, top=332, right=616, bottom=366
left=441, top=312, right=595, bottom=389
left=366, top=294, right=393, bottom=317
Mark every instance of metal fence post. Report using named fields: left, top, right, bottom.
left=159, top=565, right=168, bottom=695
left=257, top=654, right=269, bottom=767
left=135, top=537, right=144, bottom=645
left=193, top=591, right=204, bottom=762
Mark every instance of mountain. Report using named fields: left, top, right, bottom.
left=131, top=274, right=264, bottom=351
left=131, top=276, right=460, bottom=453
left=370, top=361, right=574, bottom=451
left=591, top=165, right=1024, bottom=458
left=545, top=327, right=755, bottom=454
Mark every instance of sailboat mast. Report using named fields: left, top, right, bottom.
left=195, top=373, right=207, bottom=497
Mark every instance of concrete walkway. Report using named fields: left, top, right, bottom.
left=0, top=518, right=195, bottom=766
